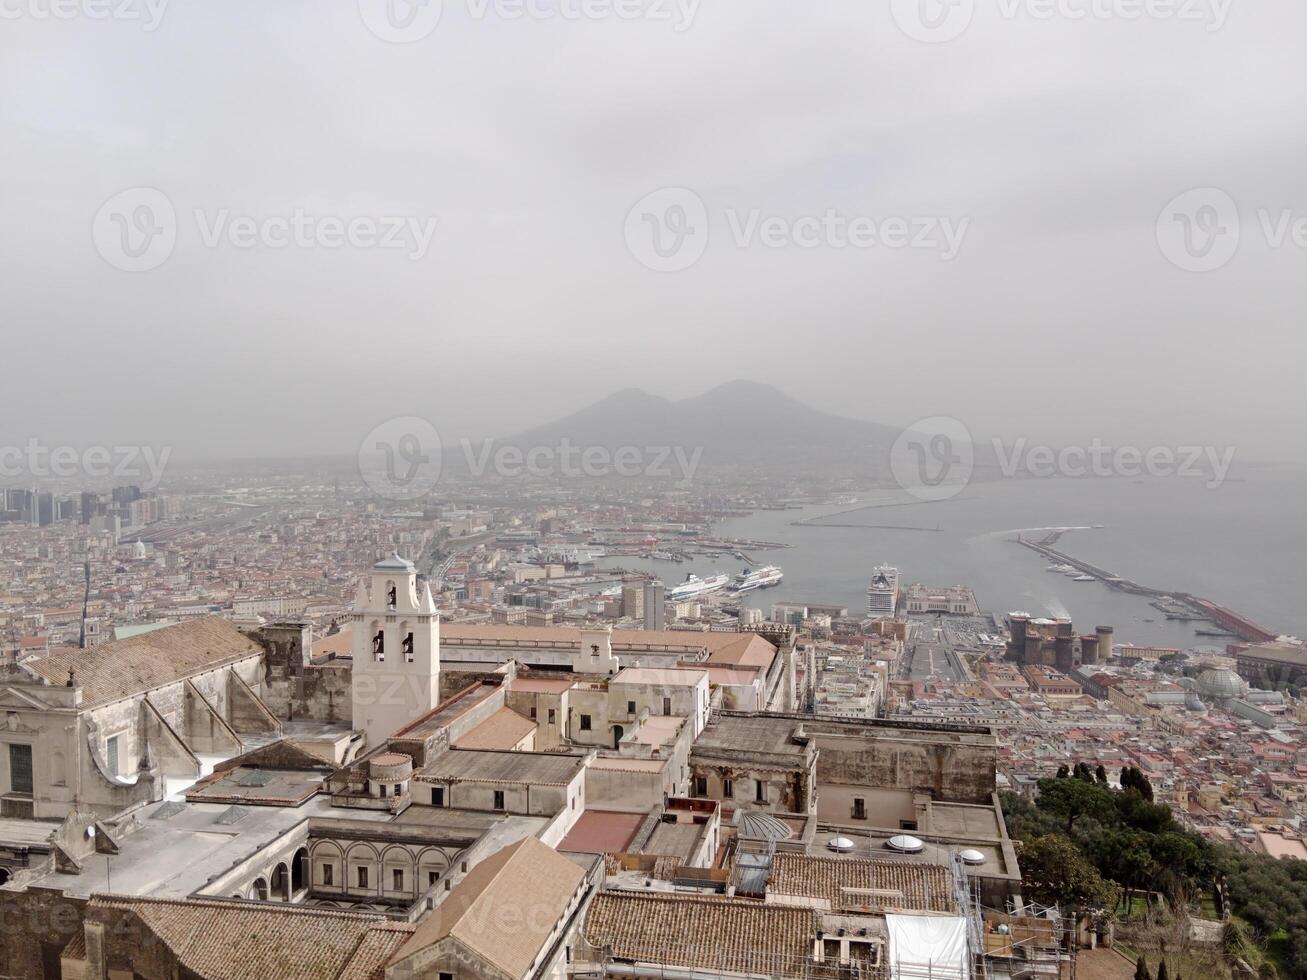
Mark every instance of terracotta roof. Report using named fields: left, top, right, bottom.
left=391, top=837, right=587, bottom=978
left=767, top=853, right=957, bottom=914
left=583, top=891, right=816, bottom=976
left=86, top=896, right=413, bottom=980
left=453, top=707, right=537, bottom=751
left=26, top=617, right=262, bottom=707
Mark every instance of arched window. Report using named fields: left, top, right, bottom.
left=292, top=847, right=309, bottom=893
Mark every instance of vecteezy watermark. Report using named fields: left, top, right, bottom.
left=357, top=0, right=698, bottom=43
left=890, top=417, right=1236, bottom=499
left=890, top=0, right=1232, bottom=43
left=891, top=416, right=976, bottom=502
left=359, top=417, right=443, bottom=501
left=624, top=187, right=969, bottom=272
left=92, top=187, right=439, bottom=272
left=1157, top=187, right=1307, bottom=273
left=459, top=438, right=703, bottom=486
left=0, top=0, right=169, bottom=30
left=992, top=438, right=1236, bottom=488
left=0, top=440, right=172, bottom=488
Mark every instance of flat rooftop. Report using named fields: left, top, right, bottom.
left=557, top=809, right=648, bottom=855
left=692, top=714, right=809, bottom=758
left=21, top=796, right=394, bottom=900
left=186, top=766, right=323, bottom=807
left=416, top=748, right=586, bottom=787
left=614, top=667, right=707, bottom=687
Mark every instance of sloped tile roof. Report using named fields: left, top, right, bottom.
left=768, top=853, right=956, bottom=914
left=87, top=896, right=413, bottom=980
left=583, top=891, right=816, bottom=977
left=391, top=836, right=587, bottom=978
left=27, top=617, right=262, bottom=707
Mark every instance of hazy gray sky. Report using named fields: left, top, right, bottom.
left=2, top=0, right=1304, bottom=461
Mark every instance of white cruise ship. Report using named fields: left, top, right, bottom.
left=867, top=564, right=900, bottom=617
left=667, top=573, right=730, bottom=601
left=732, top=565, right=784, bottom=592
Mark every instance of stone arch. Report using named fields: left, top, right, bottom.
left=251, top=877, right=269, bottom=901
left=270, top=862, right=291, bottom=901
left=347, top=841, right=380, bottom=892
left=292, top=846, right=309, bottom=893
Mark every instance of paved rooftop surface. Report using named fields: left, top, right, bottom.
left=556, top=809, right=647, bottom=855
left=416, top=748, right=587, bottom=786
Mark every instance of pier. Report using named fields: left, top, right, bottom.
left=1016, top=536, right=1279, bottom=644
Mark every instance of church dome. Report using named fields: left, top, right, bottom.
left=1196, top=668, right=1247, bottom=701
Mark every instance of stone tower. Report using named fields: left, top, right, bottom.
left=350, top=554, right=440, bottom=748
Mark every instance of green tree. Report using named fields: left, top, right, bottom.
left=1134, top=953, right=1151, bottom=980
left=1036, top=777, right=1115, bottom=835
left=1096, top=764, right=1108, bottom=785
left=1019, top=834, right=1120, bottom=911
left=1156, top=960, right=1169, bottom=980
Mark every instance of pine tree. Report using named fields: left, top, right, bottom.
left=1134, top=954, right=1151, bottom=980
left=1156, top=960, right=1170, bottom=980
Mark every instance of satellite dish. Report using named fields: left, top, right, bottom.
left=827, top=836, right=856, bottom=853
left=959, top=849, right=985, bottom=865
left=886, top=835, right=925, bottom=853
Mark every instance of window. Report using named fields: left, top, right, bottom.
left=8, top=744, right=33, bottom=795
left=530, top=705, right=537, bottom=720
left=755, top=780, right=766, bottom=803
left=693, top=776, right=707, bottom=797
left=393, top=784, right=401, bottom=796
left=380, top=784, right=388, bottom=798
left=429, top=870, right=438, bottom=886
left=393, top=869, right=404, bottom=891
left=493, top=790, right=505, bottom=810
left=662, top=696, right=671, bottom=715
left=853, top=797, right=867, bottom=820
left=432, top=786, right=445, bottom=807
left=579, top=714, right=591, bottom=731
left=322, top=863, right=334, bottom=886
left=357, top=866, right=369, bottom=888
left=440, top=973, right=454, bottom=980
left=105, top=736, right=119, bottom=777
left=723, top=778, right=734, bottom=797
left=627, top=700, right=636, bottom=716
left=547, top=708, right=556, bottom=725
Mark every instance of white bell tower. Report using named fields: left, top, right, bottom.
left=350, top=554, right=441, bottom=748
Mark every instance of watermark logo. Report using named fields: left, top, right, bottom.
left=624, top=188, right=970, bottom=272
left=891, top=416, right=975, bottom=502
left=624, top=187, right=710, bottom=273
left=1156, top=187, right=1240, bottom=273
left=890, top=0, right=975, bottom=43
left=93, top=188, right=440, bottom=271
left=359, top=417, right=443, bottom=501
left=459, top=438, right=703, bottom=485
left=890, top=0, right=1232, bottom=42
left=92, top=187, right=177, bottom=273
left=0, top=0, right=170, bottom=30
left=993, top=438, right=1235, bottom=488
left=0, top=440, right=172, bottom=488
left=359, top=0, right=698, bottom=40
left=358, top=0, right=443, bottom=42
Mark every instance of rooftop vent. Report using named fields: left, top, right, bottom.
left=827, top=836, right=856, bottom=853
left=959, top=849, right=986, bottom=865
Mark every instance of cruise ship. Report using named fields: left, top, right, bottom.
left=867, top=564, right=900, bottom=617
left=732, top=565, right=784, bottom=592
left=667, top=573, right=730, bottom=601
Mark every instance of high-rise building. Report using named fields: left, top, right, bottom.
left=621, top=578, right=644, bottom=621
left=867, top=564, right=899, bottom=617
left=643, top=579, right=665, bottom=631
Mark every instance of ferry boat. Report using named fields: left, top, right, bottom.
left=667, top=573, right=730, bottom=601
left=732, top=565, right=784, bottom=592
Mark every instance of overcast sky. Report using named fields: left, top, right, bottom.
left=2, top=0, right=1304, bottom=462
